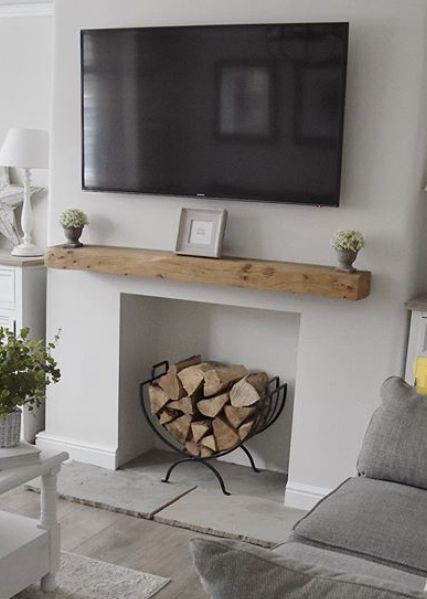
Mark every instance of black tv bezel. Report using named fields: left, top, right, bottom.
left=80, top=22, right=349, bottom=207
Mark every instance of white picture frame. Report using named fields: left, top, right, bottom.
left=175, top=208, right=227, bottom=258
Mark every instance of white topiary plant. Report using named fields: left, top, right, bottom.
left=59, top=208, right=88, bottom=229
left=331, top=229, right=365, bottom=253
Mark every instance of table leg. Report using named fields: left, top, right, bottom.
left=39, top=466, right=60, bottom=593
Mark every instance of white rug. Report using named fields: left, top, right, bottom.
left=15, top=552, right=170, bottom=599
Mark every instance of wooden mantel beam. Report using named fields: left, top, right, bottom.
left=45, top=245, right=371, bottom=301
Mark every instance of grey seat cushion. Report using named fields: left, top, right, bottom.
left=274, top=542, right=426, bottom=591
left=293, top=477, right=427, bottom=575
left=357, top=376, right=427, bottom=489
left=191, top=538, right=427, bottom=599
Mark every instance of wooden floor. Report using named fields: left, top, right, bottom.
left=0, top=486, right=209, bottom=598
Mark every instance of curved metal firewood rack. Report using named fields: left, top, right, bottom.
left=140, top=360, right=287, bottom=495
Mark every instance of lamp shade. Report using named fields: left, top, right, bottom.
left=0, top=128, right=49, bottom=169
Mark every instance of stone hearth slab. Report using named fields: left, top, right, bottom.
left=124, top=449, right=286, bottom=501
left=26, top=451, right=303, bottom=546
left=153, top=488, right=305, bottom=547
left=26, top=460, right=196, bottom=519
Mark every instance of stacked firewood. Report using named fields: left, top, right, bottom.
left=148, top=355, right=269, bottom=457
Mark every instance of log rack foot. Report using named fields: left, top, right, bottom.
left=240, top=445, right=261, bottom=473
left=162, top=458, right=231, bottom=496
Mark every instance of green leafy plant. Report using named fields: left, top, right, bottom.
left=0, top=328, right=61, bottom=419
left=331, top=229, right=365, bottom=253
left=59, top=208, right=88, bottom=229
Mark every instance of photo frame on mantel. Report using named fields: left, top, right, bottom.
left=175, top=208, right=227, bottom=258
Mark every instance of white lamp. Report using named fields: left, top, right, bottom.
left=0, top=128, right=48, bottom=256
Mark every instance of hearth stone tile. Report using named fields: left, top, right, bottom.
left=26, top=460, right=196, bottom=519
left=25, top=450, right=299, bottom=546
left=124, top=449, right=286, bottom=502
left=153, top=488, right=305, bottom=547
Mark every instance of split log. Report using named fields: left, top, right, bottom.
left=185, top=439, right=201, bottom=457
left=191, top=420, right=211, bottom=443
left=212, top=417, right=240, bottom=451
left=158, top=408, right=178, bottom=425
left=175, top=354, right=203, bottom=371
left=197, top=393, right=230, bottom=418
left=200, top=434, right=217, bottom=452
left=178, top=362, right=219, bottom=395
left=203, top=365, right=249, bottom=396
left=238, top=420, right=254, bottom=441
left=224, top=405, right=255, bottom=429
left=230, top=372, right=269, bottom=407
left=152, top=358, right=268, bottom=454
left=168, top=396, right=194, bottom=415
left=166, top=414, right=192, bottom=445
left=158, top=369, right=185, bottom=401
left=148, top=385, right=170, bottom=414
left=158, top=355, right=202, bottom=400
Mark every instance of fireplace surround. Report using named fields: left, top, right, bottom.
left=37, top=255, right=390, bottom=509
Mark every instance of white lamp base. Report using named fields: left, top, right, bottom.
left=11, top=242, right=43, bottom=257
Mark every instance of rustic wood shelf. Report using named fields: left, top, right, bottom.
left=45, top=245, right=371, bottom=301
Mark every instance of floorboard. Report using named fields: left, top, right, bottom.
left=0, top=486, right=208, bottom=598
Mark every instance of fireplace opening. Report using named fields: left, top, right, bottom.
left=118, top=293, right=300, bottom=495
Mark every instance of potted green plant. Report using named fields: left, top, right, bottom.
left=59, top=208, right=88, bottom=248
left=331, top=229, right=365, bottom=272
left=0, top=327, right=60, bottom=448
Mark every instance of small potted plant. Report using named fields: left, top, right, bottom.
left=331, top=229, right=365, bottom=272
left=0, top=328, right=60, bottom=448
left=59, top=208, right=88, bottom=248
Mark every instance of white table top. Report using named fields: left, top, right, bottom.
left=0, top=450, right=68, bottom=495
left=0, top=250, right=44, bottom=268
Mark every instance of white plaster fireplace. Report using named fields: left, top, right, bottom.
left=36, top=265, right=398, bottom=509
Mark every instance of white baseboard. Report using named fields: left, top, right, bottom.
left=285, top=481, right=332, bottom=511
left=36, top=432, right=118, bottom=470
left=0, top=3, right=53, bottom=18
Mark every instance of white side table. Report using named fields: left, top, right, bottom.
left=0, top=450, right=68, bottom=599
left=405, top=295, right=427, bottom=383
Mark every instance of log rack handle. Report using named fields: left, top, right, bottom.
left=151, top=360, right=169, bottom=381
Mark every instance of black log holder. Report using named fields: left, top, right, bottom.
left=140, top=360, right=287, bottom=496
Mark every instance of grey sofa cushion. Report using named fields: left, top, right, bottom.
left=274, top=542, right=426, bottom=591
left=191, top=538, right=427, bottom=599
left=293, top=477, right=427, bottom=575
left=357, top=376, right=427, bottom=489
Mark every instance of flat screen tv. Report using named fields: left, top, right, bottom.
left=81, top=23, right=348, bottom=206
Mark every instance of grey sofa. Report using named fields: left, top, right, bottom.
left=191, top=377, right=427, bottom=598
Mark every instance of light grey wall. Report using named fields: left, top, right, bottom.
left=43, top=0, right=427, bottom=503
left=0, top=14, right=52, bottom=250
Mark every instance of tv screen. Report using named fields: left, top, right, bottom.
left=81, top=23, right=348, bottom=206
